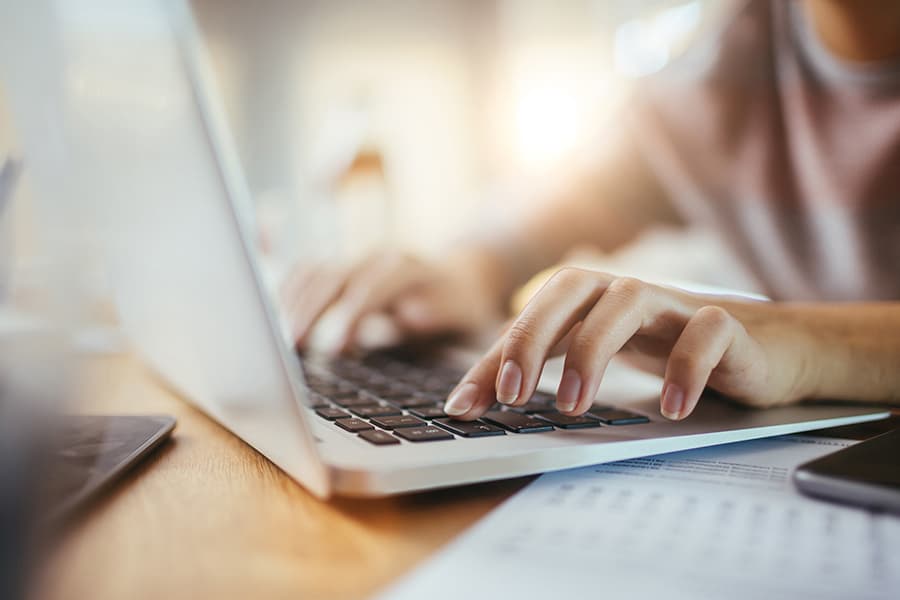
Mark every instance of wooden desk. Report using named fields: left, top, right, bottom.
left=38, top=354, right=899, bottom=600
left=39, top=354, right=531, bottom=600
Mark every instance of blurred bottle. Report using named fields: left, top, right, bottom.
left=308, top=88, right=395, bottom=263
left=333, top=110, right=394, bottom=261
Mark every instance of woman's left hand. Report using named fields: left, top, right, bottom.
left=443, top=268, right=812, bottom=421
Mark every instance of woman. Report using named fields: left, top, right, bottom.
left=282, top=0, right=900, bottom=421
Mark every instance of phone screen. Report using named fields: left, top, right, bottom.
left=40, top=415, right=176, bottom=524
left=801, top=429, right=900, bottom=488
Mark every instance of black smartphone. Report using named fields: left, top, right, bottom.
left=793, top=428, right=900, bottom=514
left=41, top=414, right=176, bottom=525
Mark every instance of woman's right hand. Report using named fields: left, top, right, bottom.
left=280, top=250, right=505, bottom=354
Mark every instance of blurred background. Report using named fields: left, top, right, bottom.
left=0, top=0, right=750, bottom=361
left=192, top=0, right=730, bottom=265
left=0, top=0, right=740, bottom=329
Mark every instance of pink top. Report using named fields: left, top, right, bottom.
left=630, top=0, right=900, bottom=301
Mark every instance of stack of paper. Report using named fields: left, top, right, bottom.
left=381, top=435, right=900, bottom=600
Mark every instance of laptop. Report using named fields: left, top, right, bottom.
left=11, top=0, right=887, bottom=498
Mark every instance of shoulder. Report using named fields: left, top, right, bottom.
left=658, top=0, right=776, bottom=84
left=629, top=0, right=781, bottom=155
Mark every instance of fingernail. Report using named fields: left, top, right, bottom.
left=556, top=369, right=582, bottom=412
left=496, top=360, right=522, bottom=405
left=445, top=383, right=478, bottom=416
left=661, top=383, right=685, bottom=420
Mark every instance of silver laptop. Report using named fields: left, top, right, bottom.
left=8, top=0, right=887, bottom=498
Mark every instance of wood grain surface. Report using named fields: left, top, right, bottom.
left=35, top=353, right=898, bottom=600
left=37, top=354, right=530, bottom=600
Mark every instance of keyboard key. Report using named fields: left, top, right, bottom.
left=350, top=404, right=403, bottom=418
left=388, top=395, right=440, bottom=409
left=418, top=390, right=455, bottom=403
left=334, top=418, right=374, bottom=432
left=393, top=426, right=455, bottom=442
left=481, top=411, right=554, bottom=433
left=315, top=407, right=350, bottom=420
left=365, top=382, right=415, bottom=397
left=359, top=430, right=401, bottom=446
left=420, top=379, right=456, bottom=394
left=508, top=392, right=558, bottom=414
left=535, top=411, right=602, bottom=429
left=506, top=404, right=552, bottom=414
left=307, top=380, right=356, bottom=396
left=409, top=405, right=447, bottom=420
left=435, top=419, right=506, bottom=438
left=588, top=408, right=650, bottom=425
left=370, top=415, right=427, bottom=430
left=333, top=395, right=383, bottom=408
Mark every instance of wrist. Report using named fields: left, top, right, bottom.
left=725, top=301, right=821, bottom=404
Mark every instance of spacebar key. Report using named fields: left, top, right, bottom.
left=482, top=411, right=554, bottom=433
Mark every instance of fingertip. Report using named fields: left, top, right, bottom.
left=661, top=382, right=687, bottom=420
left=495, top=360, right=523, bottom=405
left=444, top=382, right=478, bottom=415
left=569, top=384, right=598, bottom=417
left=555, top=369, right=581, bottom=413
left=561, top=402, right=590, bottom=417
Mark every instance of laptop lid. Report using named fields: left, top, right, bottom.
left=1, top=0, right=330, bottom=496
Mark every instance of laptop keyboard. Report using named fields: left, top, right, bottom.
left=302, top=352, right=650, bottom=446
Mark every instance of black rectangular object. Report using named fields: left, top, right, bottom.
left=434, top=419, right=506, bottom=438
left=409, top=405, right=447, bottom=420
left=794, top=429, right=900, bottom=514
left=349, top=405, right=403, bottom=418
left=370, top=415, right=427, bottom=430
left=588, top=409, right=650, bottom=425
left=315, top=407, right=350, bottom=421
left=535, top=412, right=602, bottom=429
left=389, top=395, right=440, bottom=409
left=334, top=418, right=374, bottom=433
left=393, top=426, right=455, bottom=442
left=358, top=430, right=402, bottom=446
left=481, top=411, right=554, bottom=433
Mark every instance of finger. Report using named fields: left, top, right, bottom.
left=559, top=277, right=656, bottom=415
left=495, top=268, right=613, bottom=407
left=662, top=305, right=764, bottom=420
left=279, top=263, right=318, bottom=309
left=288, top=264, right=355, bottom=348
left=331, top=255, right=421, bottom=352
left=443, top=334, right=507, bottom=420
left=392, top=294, right=446, bottom=334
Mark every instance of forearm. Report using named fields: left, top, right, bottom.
left=729, top=301, right=900, bottom=406
left=788, top=303, right=900, bottom=405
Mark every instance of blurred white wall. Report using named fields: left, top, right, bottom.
left=193, top=0, right=723, bottom=260
left=2, top=0, right=724, bottom=293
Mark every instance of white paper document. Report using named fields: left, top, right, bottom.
left=381, top=435, right=900, bottom=600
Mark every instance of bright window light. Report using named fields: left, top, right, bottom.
left=614, top=1, right=702, bottom=77
left=513, top=79, right=582, bottom=168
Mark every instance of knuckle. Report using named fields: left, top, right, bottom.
left=504, top=318, right=538, bottom=353
left=694, top=305, right=733, bottom=330
left=548, top=266, right=587, bottom=290
left=607, top=277, right=647, bottom=302
left=567, top=331, right=602, bottom=365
